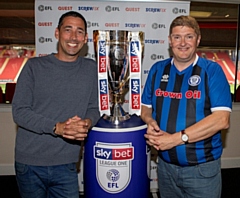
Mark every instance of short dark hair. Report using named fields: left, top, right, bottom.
left=169, top=15, right=201, bottom=37
left=57, top=11, right=87, bottom=33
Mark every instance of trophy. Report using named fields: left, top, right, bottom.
left=94, top=30, right=144, bottom=125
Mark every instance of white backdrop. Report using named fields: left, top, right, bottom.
left=35, top=0, right=189, bottom=85
left=35, top=0, right=190, bottom=193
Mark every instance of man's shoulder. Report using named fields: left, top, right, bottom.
left=27, top=54, right=52, bottom=63
left=79, top=56, right=97, bottom=65
left=196, top=56, right=218, bottom=67
left=151, top=57, right=172, bottom=70
left=196, top=56, right=223, bottom=72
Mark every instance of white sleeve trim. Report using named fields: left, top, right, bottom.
left=141, top=103, right=152, bottom=108
left=211, top=107, right=232, bottom=112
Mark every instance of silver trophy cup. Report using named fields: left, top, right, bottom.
left=94, top=30, right=144, bottom=124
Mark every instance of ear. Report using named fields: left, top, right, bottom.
left=168, top=36, right=172, bottom=47
left=84, top=33, right=88, bottom=44
left=55, top=28, right=59, bottom=40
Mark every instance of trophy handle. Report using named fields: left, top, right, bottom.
left=118, top=76, right=130, bottom=90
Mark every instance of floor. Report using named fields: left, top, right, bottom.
left=0, top=168, right=239, bottom=198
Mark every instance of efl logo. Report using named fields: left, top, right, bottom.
left=87, top=21, right=99, bottom=28
left=99, top=79, right=109, bottom=110
left=98, top=41, right=107, bottom=73
left=131, top=79, right=140, bottom=109
left=105, top=6, right=120, bottom=12
left=152, top=23, right=166, bottom=29
left=151, top=54, right=164, bottom=60
left=38, top=5, right=53, bottom=12
left=95, top=142, right=134, bottom=193
left=94, top=147, right=134, bottom=160
left=130, top=41, right=140, bottom=73
left=38, top=37, right=53, bottom=43
left=172, top=7, right=187, bottom=14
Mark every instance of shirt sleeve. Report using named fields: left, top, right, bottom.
left=208, top=61, right=232, bottom=112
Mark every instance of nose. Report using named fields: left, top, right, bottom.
left=70, top=31, right=77, bottom=40
left=180, top=36, right=186, bottom=45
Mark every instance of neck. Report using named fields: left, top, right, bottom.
left=173, top=54, right=197, bottom=72
left=54, top=53, right=78, bottom=62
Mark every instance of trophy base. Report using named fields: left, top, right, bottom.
left=103, top=113, right=131, bottom=125
left=103, top=103, right=131, bottom=125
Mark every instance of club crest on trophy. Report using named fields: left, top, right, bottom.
left=93, top=30, right=144, bottom=125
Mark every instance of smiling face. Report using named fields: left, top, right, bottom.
left=169, top=25, right=201, bottom=69
left=55, top=16, right=88, bottom=62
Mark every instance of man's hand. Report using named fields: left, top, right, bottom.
left=144, top=119, right=163, bottom=148
left=55, top=115, right=92, bottom=141
left=144, top=119, right=181, bottom=151
left=145, top=129, right=181, bottom=151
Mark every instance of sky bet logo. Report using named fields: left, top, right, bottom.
left=95, top=142, right=133, bottom=193
left=98, top=41, right=107, bottom=73
left=99, top=79, right=109, bottom=111
left=94, top=147, right=133, bottom=160
left=131, top=79, right=140, bottom=109
left=130, top=41, right=140, bottom=73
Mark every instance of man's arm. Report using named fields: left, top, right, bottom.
left=144, top=110, right=230, bottom=151
left=183, top=110, right=230, bottom=143
left=141, top=105, right=156, bottom=127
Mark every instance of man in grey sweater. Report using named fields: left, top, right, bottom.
left=12, top=11, right=100, bottom=198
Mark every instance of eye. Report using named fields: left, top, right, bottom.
left=65, top=28, right=71, bottom=32
left=186, top=35, right=195, bottom=40
left=78, top=30, right=85, bottom=35
left=173, top=36, right=180, bottom=40
left=77, top=28, right=85, bottom=35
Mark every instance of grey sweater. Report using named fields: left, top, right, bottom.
left=12, top=54, right=100, bottom=166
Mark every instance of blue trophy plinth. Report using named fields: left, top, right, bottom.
left=84, top=114, right=150, bottom=197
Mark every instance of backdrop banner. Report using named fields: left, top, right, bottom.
left=35, top=0, right=190, bottom=193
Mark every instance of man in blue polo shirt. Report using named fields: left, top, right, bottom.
left=141, top=15, right=232, bottom=198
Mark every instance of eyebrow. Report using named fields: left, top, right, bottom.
left=62, top=25, right=85, bottom=31
left=171, top=33, right=195, bottom=36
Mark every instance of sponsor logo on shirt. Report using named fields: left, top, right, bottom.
left=161, top=74, right=169, bottom=82
left=188, top=75, right=201, bottom=86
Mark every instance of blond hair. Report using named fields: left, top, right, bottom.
left=169, top=15, right=201, bottom=37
